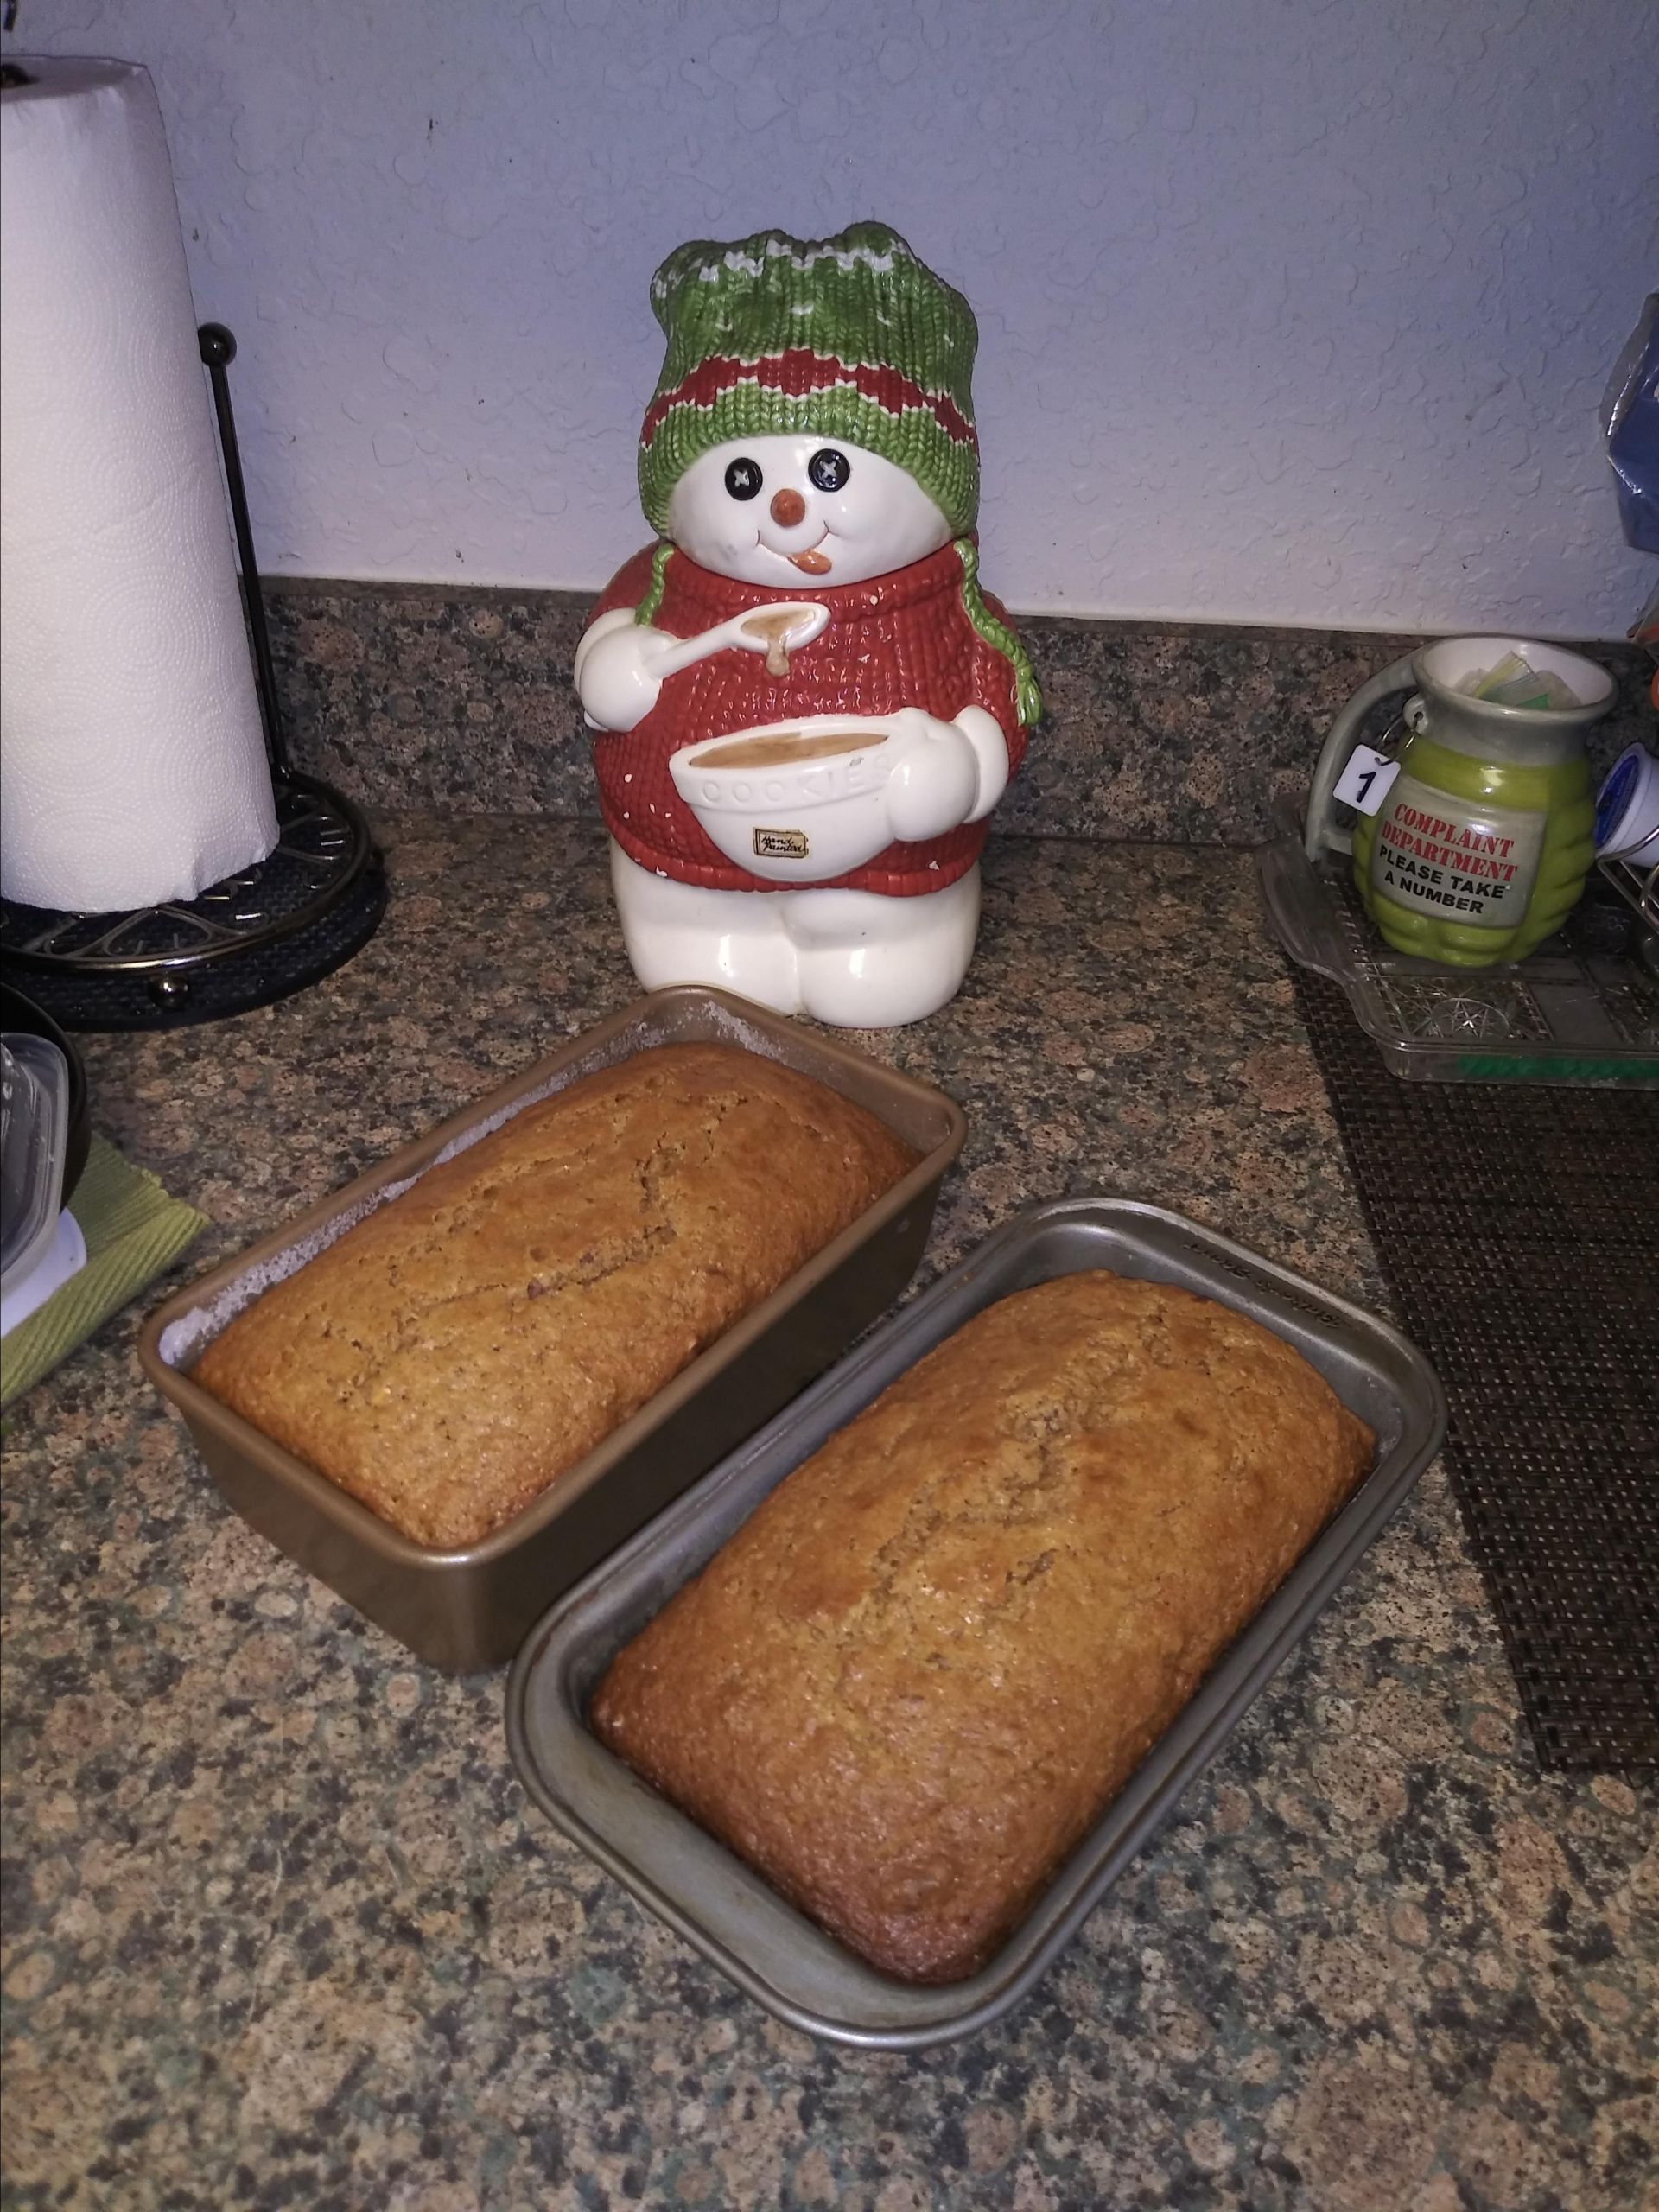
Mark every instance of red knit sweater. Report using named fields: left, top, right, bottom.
left=587, top=542, right=1028, bottom=896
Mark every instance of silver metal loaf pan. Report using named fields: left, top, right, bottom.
left=505, top=1198, right=1446, bottom=2050
left=138, top=987, right=966, bottom=1674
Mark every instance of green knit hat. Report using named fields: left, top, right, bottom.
left=639, top=222, right=980, bottom=538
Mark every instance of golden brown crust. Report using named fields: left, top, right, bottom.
left=590, top=1272, right=1375, bottom=1983
left=192, top=1044, right=917, bottom=1548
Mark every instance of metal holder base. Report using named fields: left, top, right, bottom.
left=0, top=773, right=385, bottom=1032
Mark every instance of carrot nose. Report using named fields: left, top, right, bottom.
left=769, top=488, right=806, bottom=527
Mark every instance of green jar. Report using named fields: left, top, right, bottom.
left=1306, top=638, right=1615, bottom=969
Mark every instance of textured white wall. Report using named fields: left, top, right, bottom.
left=9, top=0, right=1655, bottom=632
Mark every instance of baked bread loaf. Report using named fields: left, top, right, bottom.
left=591, top=1271, right=1374, bottom=1983
left=192, top=1043, right=917, bottom=1548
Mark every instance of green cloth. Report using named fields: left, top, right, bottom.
left=1, top=1136, right=207, bottom=1408
left=639, top=222, right=982, bottom=537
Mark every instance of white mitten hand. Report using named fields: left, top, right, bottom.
left=576, top=601, right=836, bottom=730
left=952, top=706, right=1011, bottom=822
left=574, top=611, right=666, bottom=733
left=885, top=709, right=995, bottom=842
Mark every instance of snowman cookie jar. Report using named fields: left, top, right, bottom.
left=575, top=224, right=1040, bottom=1027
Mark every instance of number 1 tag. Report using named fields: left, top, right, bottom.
left=1333, top=745, right=1402, bottom=817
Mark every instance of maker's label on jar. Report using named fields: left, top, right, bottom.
left=1370, top=774, right=1544, bottom=929
left=753, top=827, right=810, bottom=859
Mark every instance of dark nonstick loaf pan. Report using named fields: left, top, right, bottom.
left=138, top=987, right=966, bottom=1672
left=506, top=1197, right=1446, bottom=2050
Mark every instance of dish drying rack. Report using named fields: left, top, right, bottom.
left=1599, top=848, right=1659, bottom=938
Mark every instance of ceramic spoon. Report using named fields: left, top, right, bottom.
left=645, top=601, right=830, bottom=680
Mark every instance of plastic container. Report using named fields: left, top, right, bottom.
left=138, top=987, right=967, bottom=1672
left=506, top=1197, right=1446, bottom=2050
left=0, top=985, right=91, bottom=1207
left=0, top=1034, right=86, bottom=1338
left=1261, top=799, right=1659, bottom=1087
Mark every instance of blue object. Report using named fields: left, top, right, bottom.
left=1604, top=295, right=1659, bottom=555
left=1596, top=749, right=1641, bottom=847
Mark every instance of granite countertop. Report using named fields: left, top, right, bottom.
left=3, top=817, right=1654, bottom=2212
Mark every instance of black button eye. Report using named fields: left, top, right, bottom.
left=808, top=448, right=850, bottom=492
left=724, top=457, right=762, bottom=500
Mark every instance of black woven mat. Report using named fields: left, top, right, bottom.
left=1292, top=966, right=1659, bottom=1774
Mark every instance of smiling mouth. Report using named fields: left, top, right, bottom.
left=760, top=529, right=833, bottom=575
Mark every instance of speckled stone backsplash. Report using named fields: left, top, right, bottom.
left=267, top=580, right=1651, bottom=842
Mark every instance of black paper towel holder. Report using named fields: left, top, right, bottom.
left=0, top=324, right=387, bottom=1032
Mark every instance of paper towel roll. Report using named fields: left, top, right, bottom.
left=0, top=59, right=279, bottom=913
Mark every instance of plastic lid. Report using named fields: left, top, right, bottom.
left=0, top=1033, right=71, bottom=1301
left=1595, top=751, right=1640, bottom=845
left=1595, top=741, right=1659, bottom=859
